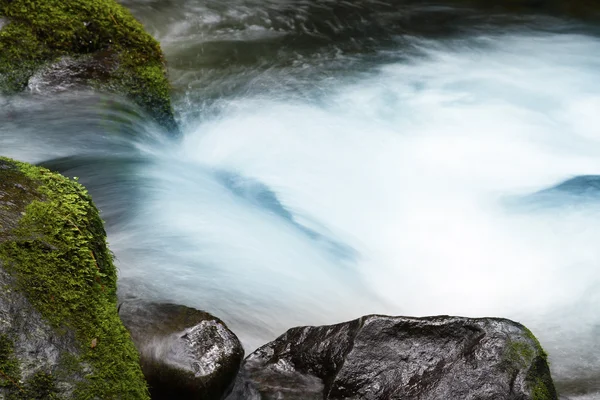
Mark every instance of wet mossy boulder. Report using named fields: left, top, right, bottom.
left=119, top=300, right=244, bottom=400
left=0, top=0, right=177, bottom=132
left=0, top=157, right=149, bottom=399
left=227, top=315, right=557, bottom=400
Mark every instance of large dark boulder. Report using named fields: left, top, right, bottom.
left=227, top=315, right=557, bottom=400
left=119, top=300, right=244, bottom=400
left=0, top=157, right=149, bottom=399
left=0, top=0, right=177, bottom=132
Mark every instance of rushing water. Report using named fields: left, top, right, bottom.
left=2, top=1, right=600, bottom=398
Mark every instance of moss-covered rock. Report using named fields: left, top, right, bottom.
left=0, top=157, right=149, bottom=399
left=0, top=0, right=177, bottom=132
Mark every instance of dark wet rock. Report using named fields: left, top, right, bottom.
left=119, top=300, right=244, bottom=400
left=0, top=157, right=149, bottom=399
left=26, top=54, right=119, bottom=94
left=227, top=315, right=557, bottom=400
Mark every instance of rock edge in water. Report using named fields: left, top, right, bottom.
left=227, top=315, right=557, bottom=400
left=0, top=0, right=177, bottom=132
left=0, top=157, right=149, bottom=399
left=119, top=300, right=244, bottom=400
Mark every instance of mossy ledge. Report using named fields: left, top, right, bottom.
left=0, top=0, right=177, bottom=132
left=0, top=157, right=149, bottom=399
left=503, top=326, right=557, bottom=400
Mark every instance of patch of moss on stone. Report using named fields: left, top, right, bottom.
left=526, top=353, right=557, bottom=400
left=0, top=335, right=58, bottom=400
left=503, top=326, right=557, bottom=400
left=0, top=334, right=21, bottom=391
left=0, top=0, right=177, bottom=132
left=523, top=327, right=549, bottom=360
left=531, top=380, right=554, bottom=400
left=6, top=371, right=61, bottom=400
left=0, top=157, right=149, bottom=399
left=0, top=18, right=47, bottom=93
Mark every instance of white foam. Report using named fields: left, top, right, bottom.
left=2, top=28, right=599, bottom=396
left=117, top=33, right=600, bottom=391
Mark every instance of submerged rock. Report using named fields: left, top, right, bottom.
left=0, top=0, right=177, bottom=132
left=0, top=157, right=149, bottom=399
left=543, top=175, right=600, bottom=197
left=227, top=315, right=557, bottom=400
left=119, top=300, right=244, bottom=400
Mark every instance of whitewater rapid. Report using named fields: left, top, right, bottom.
left=114, top=33, right=600, bottom=397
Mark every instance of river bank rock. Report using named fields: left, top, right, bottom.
left=0, top=0, right=177, bottom=132
left=0, top=157, right=149, bottom=399
left=227, top=315, right=557, bottom=400
left=119, top=300, right=244, bottom=400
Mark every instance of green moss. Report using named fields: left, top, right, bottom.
left=525, top=337, right=556, bottom=400
left=0, top=334, right=21, bottom=391
left=0, top=0, right=176, bottom=131
left=0, top=157, right=149, bottom=399
left=0, top=20, right=48, bottom=92
left=122, top=64, right=173, bottom=128
left=0, top=335, right=58, bottom=399
left=523, top=328, right=550, bottom=363
left=505, top=340, right=535, bottom=368
left=526, top=354, right=556, bottom=400
left=502, top=326, right=557, bottom=400
left=531, top=379, right=554, bottom=400
left=6, top=371, right=61, bottom=400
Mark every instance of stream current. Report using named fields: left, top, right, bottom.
left=1, top=1, right=600, bottom=397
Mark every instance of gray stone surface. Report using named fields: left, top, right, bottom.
left=227, top=315, right=557, bottom=400
left=0, top=269, right=86, bottom=398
